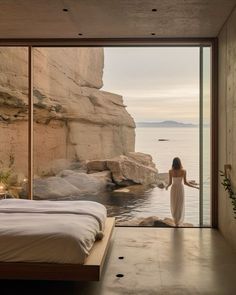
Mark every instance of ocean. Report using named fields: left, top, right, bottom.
left=134, top=126, right=200, bottom=225
left=84, top=126, right=204, bottom=226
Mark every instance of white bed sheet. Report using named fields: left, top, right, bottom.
left=0, top=199, right=107, bottom=264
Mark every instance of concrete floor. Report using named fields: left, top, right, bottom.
left=1, top=228, right=236, bottom=295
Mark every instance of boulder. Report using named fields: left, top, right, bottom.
left=126, top=152, right=156, bottom=168
left=87, top=153, right=158, bottom=186
left=90, top=170, right=112, bottom=183
left=58, top=170, right=112, bottom=193
left=33, top=176, right=81, bottom=200
left=157, top=180, right=166, bottom=189
left=106, top=154, right=158, bottom=186
left=139, top=216, right=161, bottom=226
left=48, top=158, right=72, bottom=176
left=32, top=169, right=113, bottom=200
left=118, top=216, right=193, bottom=227
left=86, top=160, right=107, bottom=172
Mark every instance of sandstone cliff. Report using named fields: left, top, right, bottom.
left=0, top=47, right=135, bottom=177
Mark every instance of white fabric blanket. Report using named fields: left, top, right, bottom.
left=0, top=199, right=107, bottom=264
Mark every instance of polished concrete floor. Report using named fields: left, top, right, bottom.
left=1, top=228, right=236, bottom=295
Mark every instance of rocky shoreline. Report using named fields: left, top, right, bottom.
left=117, top=216, right=193, bottom=227
left=21, top=152, right=159, bottom=200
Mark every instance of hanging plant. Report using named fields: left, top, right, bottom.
left=219, top=169, right=236, bottom=219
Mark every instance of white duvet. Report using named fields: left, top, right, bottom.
left=0, top=199, right=107, bottom=264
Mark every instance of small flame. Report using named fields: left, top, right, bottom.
left=0, top=183, right=6, bottom=193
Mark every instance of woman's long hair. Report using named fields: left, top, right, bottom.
left=172, top=157, right=183, bottom=170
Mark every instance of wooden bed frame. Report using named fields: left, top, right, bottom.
left=0, top=217, right=115, bottom=281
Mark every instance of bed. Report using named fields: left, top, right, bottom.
left=0, top=199, right=115, bottom=281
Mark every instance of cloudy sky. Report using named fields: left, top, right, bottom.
left=102, top=47, right=200, bottom=124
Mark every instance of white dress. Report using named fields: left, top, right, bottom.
left=170, top=177, right=185, bottom=226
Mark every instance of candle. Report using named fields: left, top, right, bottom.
left=0, top=183, right=6, bottom=194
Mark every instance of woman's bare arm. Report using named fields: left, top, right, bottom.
left=184, top=170, right=199, bottom=189
left=165, top=170, right=172, bottom=190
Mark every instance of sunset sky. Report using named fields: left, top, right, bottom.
left=102, top=47, right=200, bottom=124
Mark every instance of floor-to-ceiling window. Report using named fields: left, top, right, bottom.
left=0, top=44, right=213, bottom=227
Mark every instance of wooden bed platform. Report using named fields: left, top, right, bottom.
left=0, top=217, right=115, bottom=281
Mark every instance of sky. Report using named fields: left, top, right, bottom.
left=102, top=47, right=200, bottom=124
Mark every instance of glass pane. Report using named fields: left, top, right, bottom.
left=32, top=47, right=106, bottom=199
left=33, top=48, right=71, bottom=198
left=0, top=47, right=28, bottom=199
left=201, top=47, right=211, bottom=226
left=32, top=47, right=201, bottom=229
left=103, top=47, right=200, bottom=227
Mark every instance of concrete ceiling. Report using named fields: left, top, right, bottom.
left=0, top=0, right=235, bottom=39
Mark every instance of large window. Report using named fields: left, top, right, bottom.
left=0, top=45, right=213, bottom=227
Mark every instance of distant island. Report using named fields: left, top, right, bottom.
left=136, top=120, right=197, bottom=128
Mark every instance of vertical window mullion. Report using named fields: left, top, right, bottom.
left=199, top=46, right=203, bottom=227
left=28, top=46, right=33, bottom=200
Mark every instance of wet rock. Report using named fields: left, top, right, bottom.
left=89, top=170, right=112, bottom=182
left=87, top=153, right=158, bottom=187
left=118, top=216, right=194, bottom=227
left=157, top=181, right=166, bottom=189
left=89, top=171, right=114, bottom=190
left=58, top=170, right=112, bottom=194
left=32, top=169, right=113, bottom=200
left=113, top=188, right=130, bottom=193
left=107, top=155, right=158, bottom=186
left=153, top=219, right=172, bottom=227
left=33, top=176, right=81, bottom=200
left=139, top=216, right=161, bottom=226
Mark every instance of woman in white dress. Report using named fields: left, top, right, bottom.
left=165, top=157, right=199, bottom=226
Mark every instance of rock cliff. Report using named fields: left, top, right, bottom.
left=0, top=47, right=135, bottom=176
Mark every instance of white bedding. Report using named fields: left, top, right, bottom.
left=0, top=199, right=107, bottom=264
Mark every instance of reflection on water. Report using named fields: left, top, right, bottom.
left=79, top=127, right=210, bottom=227
left=79, top=184, right=200, bottom=226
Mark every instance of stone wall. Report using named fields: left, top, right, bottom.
left=218, top=6, right=236, bottom=251
left=0, top=47, right=135, bottom=177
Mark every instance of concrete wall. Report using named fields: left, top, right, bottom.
left=218, top=6, right=236, bottom=250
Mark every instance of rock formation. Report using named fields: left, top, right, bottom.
left=32, top=170, right=112, bottom=200
left=117, top=216, right=193, bottom=227
left=0, top=47, right=135, bottom=178
left=87, top=152, right=158, bottom=186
